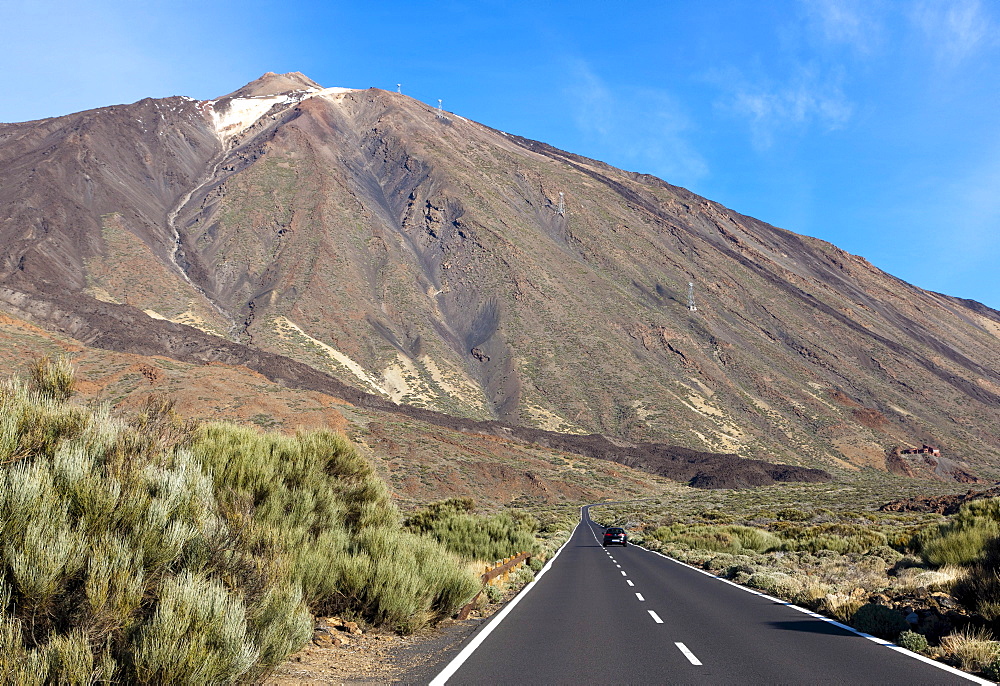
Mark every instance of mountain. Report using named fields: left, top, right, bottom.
left=2, top=72, right=998, bottom=480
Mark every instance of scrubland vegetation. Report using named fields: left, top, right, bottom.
left=594, top=483, right=1000, bottom=679
left=0, top=358, right=554, bottom=684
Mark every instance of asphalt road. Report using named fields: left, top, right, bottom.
left=433, top=506, right=986, bottom=685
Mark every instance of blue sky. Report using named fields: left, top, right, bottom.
left=4, top=0, right=999, bottom=309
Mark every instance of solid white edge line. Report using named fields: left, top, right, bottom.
left=648, top=610, right=664, bottom=623
left=428, top=508, right=584, bottom=686
left=633, top=543, right=993, bottom=685
left=675, top=642, right=702, bottom=666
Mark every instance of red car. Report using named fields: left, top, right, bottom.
left=603, top=527, right=628, bottom=547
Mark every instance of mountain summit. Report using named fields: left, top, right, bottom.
left=1, top=73, right=998, bottom=479
left=222, top=71, right=325, bottom=99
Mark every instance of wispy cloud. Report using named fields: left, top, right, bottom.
left=564, top=60, right=708, bottom=187
left=798, top=0, right=884, bottom=54
left=717, top=66, right=853, bottom=150
left=911, top=0, right=996, bottom=68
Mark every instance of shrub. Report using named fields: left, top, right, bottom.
left=850, top=604, right=909, bottom=640
left=896, top=566, right=964, bottom=592
left=920, top=522, right=999, bottom=567
left=823, top=594, right=863, bottom=623
left=27, top=356, right=76, bottom=402
left=917, top=499, right=1000, bottom=567
left=0, top=368, right=480, bottom=683
left=898, top=630, right=928, bottom=653
left=511, top=565, right=535, bottom=587
left=953, top=548, right=1000, bottom=621
left=190, top=423, right=479, bottom=630
left=868, top=545, right=904, bottom=565
left=132, top=571, right=260, bottom=684
left=941, top=627, right=1000, bottom=672
left=917, top=499, right=1000, bottom=619
left=780, top=526, right=888, bottom=555
left=650, top=525, right=779, bottom=554
left=404, top=498, right=538, bottom=562
left=700, top=509, right=732, bottom=522
left=730, top=526, right=782, bottom=553
left=746, top=571, right=796, bottom=597
left=776, top=507, right=812, bottom=522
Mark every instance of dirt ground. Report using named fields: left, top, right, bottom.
left=266, top=611, right=497, bottom=685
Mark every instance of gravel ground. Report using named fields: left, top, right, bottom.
left=266, top=606, right=501, bottom=684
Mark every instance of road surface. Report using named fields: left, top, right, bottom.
left=433, top=507, right=985, bottom=685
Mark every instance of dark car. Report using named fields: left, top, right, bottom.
left=603, top=526, right=628, bottom=547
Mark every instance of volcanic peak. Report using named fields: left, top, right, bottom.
left=205, top=72, right=357, bottom=142
left=224, top=71, right=324, bottom=99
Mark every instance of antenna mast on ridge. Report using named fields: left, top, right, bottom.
left=437, top=99, right=444, bottom=119
left=396, top=83, right=401, bottom=93
left=688, top=281, right=697, bottom=312
left=557, top=192, right=565, bottom=216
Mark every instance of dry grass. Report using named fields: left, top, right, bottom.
left=895, top=565, right=966, bottom=592
left=941, top=627, right=1000, bottom=672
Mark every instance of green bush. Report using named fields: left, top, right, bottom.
left=850, top=604, right=909, bottom=640
left=917, top=498, right=1000, bottom=567
left=780, top=526, right=888, bottom=555
left=951, top=537, right=1000, bottom=621
left=0, top=369, right=479, bottom=682
left=920, top=522, right=999, bottom=567
left=897, top=630, right=928, bottom=653
left=404, top=498, right=538, bottom=562
left=915, top=498, right=1000, bottom=620
left=776, top=507, right=812, bottom=522
left=650, top=525, right=780, bottom=554
left=868, top=545, right=904, bottom=565
left=27, top=356, right=76, bottom=402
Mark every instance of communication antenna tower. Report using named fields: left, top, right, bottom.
left=396, top=83, right=401, bottom=94
left=557, top=192, right=565, bottom=216
left=687, top=281, right=697, bottom=312
left=437, top=99, right=444, bottom=119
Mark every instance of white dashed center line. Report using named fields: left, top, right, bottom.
left=616, top=564, right=621, bottom=568
left=621, top=571, right=627, bottom=576
left=626, top=580, right=634, bottom=586
left=648, top=610, right=663, bottom=624
left=676, top=642, right=702, bottom=665
left=635, top=593, right=645, bottom=601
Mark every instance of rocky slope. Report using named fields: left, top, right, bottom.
left=2, top=72, right=998, bottom=477
left=0, top=307, right=815, bottom=496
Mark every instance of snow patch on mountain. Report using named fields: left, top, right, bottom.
left=204, top=87, right=358, bottom=141
left=207, top=94, right=294, bottom=141
left=312, top=87, right=356, bottom=100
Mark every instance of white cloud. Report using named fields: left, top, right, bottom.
left=564, top=60, right=709, bottom=187
left=911, top=0, right=996, bottom=67
left=799, top=0, right=884, bottom=54
left=720, top=66, right=853, bottom=150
